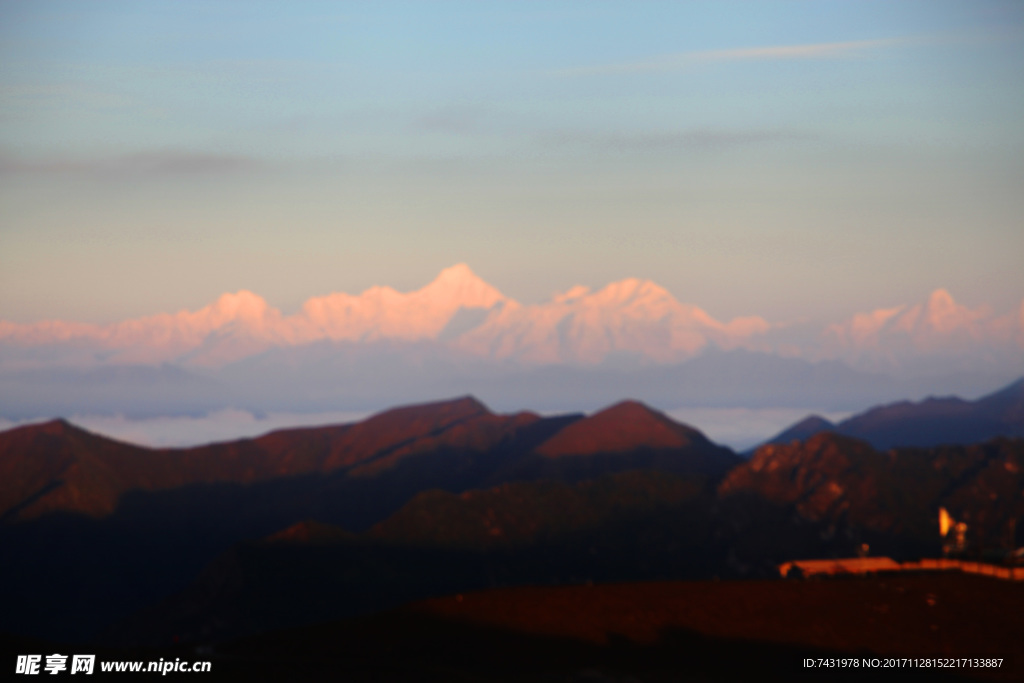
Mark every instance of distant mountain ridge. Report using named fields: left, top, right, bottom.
left=2, top=265, right=1021, bottom=419
left=2, top=264, right=1020, bottom=373
left=0, top=264, right=771, bottom=368
left=763, top=376, right=1024, bottom=450
left=820, top=290, right=1024, bottom=373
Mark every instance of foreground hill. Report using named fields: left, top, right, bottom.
left=106, top=470, right=732, bottom=645
left=6, top=574, right=1019, bottom=681
left=106, top=433, right=1024, bottom=646
left=1, top=397, right=740, bottom=525
left=723, top=433, right=1024, bottom=558
left=0, top=397, right=737, bottom=641
left=0, top=396, right=512, bottom=521
left=3, top=395, right=1021, bottom=647
left=113, top=575, right=1024, bottom=682
left=764, top=376, right=1024, bottom=450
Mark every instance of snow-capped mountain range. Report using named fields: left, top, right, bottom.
left=1, top=264, right=1022, bottom=374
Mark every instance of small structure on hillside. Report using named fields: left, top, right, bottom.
left=939, top=507, right=968, bottom=557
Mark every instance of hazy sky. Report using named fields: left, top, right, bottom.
left=2, top=0, right=1022, bottom=325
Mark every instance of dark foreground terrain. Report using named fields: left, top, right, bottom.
left=4, top=573, right=1020, bottom=682
left=2, top=387, right=1022, bottom=681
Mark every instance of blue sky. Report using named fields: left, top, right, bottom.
left=2, top=0, right=1022, bottom=324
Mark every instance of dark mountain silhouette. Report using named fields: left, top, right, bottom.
left=722, top=432, right=1024, bottom=555
left=761, top=415, right=837, bottom=449
left=103, top=470, right=731, bottom=645
left=493, top=400, right=740, bottom=483
left=3, top=393, right=1022, bottom=651
left=369, top=470, right=707, bottom=549
left=105, top=433, right=1024, bottom=647
left=264, top=519, right=355, bottom=544
left=536, top=400, right=711, bottom=456
left=204, top=575, right=1021, bottom=682
left=0, top=418, right=150, bottom=521
left=762, top=376, right=1024, bottom=450
left=0, top=396, right=736, bottom=642
left=0, top=396, right=740, bottom=528
left=6, top=575, right=1019, bottom=682
left=0, top=396, right=530, bottom=523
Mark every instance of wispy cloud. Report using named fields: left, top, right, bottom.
left=415, top=106, right=486, bottom=136
left=555, top=38, right=903, bottom=77
left=0, top=150, right=261, bottom=177
left=0, top=83, right=138, bottom=111
left=537, top=127, right=810, bottom=154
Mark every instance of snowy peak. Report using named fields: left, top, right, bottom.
left=583, top=279, right=680, bottom=318
left=546, top=279, right=674, bottom=311
left=922, top=288, right=986, bottom=334
left=421, top=263, right=507, bottom=309
left=207, top=290, right=272, bottom=324
left=452, top=276, right=770, bottom=364
left=296, top=264, right=509, bottom=343
left=553, top=285, right=590, bottom=304
left=821, top=289, right=1024, bottom=372
left=1, top=270, right=1019, bottom=373
left=591, top=278, right=670, bottom=304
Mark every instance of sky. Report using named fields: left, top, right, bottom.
left=1, top=0, right=1023, bottom=327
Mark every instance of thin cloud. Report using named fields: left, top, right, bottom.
left=537, top=127, right=811, bottom=154
left=0, top=83, right=138, bottom=111
left=555, top=38, right=903, bottom=77
left=415, top=106, right=485, bottom=135
left=0, top=150, right=261, bottom=177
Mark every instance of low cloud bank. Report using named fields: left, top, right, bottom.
left=0, top=409, right=369, bottom=448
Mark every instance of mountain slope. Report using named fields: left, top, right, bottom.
left=506, top=400, right=740, bottom=482
left=452, top=278, right=769, bottom=364
left=820, top=289, right=1024, bottom=374
left=105, top=432, right=1024, bottom=646
left=722, top=432, right=1024, bottom=552
left=0, top=395, right=744, bottom=642
left=762, top=376, right=1024, bottom=450
left=105, top=469, right=723, bottom=645
left=762, top=415, right=836, bottom=448
left=0, top=396, right=511, bottom=522
left=0, top=264, right=510, bottom=368
left=536, top=400, right=708, bottom=456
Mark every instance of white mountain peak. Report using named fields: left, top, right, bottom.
left=208, top=290, right=271, bottom=322
left=922, top=288, right=987, bottom=333
left=433, top=262, right=481, bottom=284
left=294, top=264, right=509, bottom=343
left=595, top=277, right=670, bottom=301
left=927, top=288, right=955, bottom=310
left=419, top=263, right=507, bottom=309
left=3, top=269, right=1018, bottom=373
left=819, top=288, right=1024, bottom=372
left=554, top=285, right=590, bottom=304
